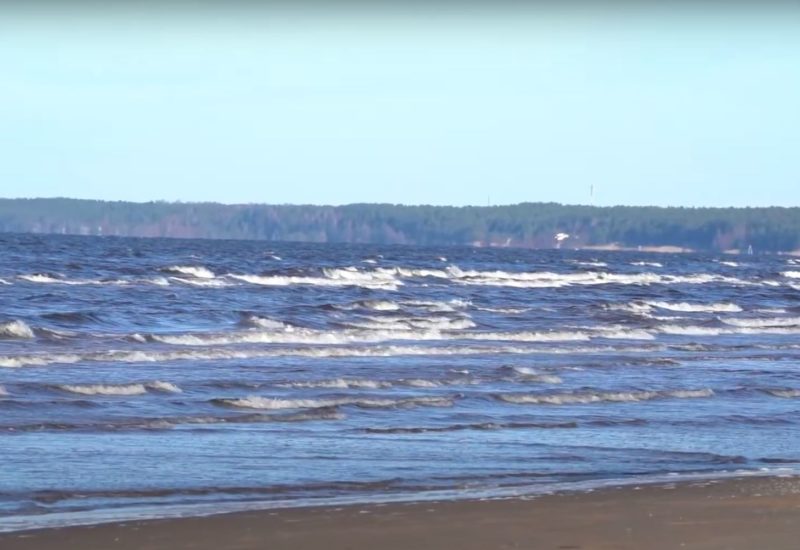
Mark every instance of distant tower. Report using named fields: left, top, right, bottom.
left=590, top=184, right=595, bottom=205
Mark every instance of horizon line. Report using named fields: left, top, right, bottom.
left=2, top=196, right=799, bottom=210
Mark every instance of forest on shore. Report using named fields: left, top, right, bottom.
left=1, top=198, right=798, bottom=253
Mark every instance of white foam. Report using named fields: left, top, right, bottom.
left=718, top=261, right=739, bottom=267
left=0, top=342, right=660, bottom=369
left=169, top=277, right=230, bottom=288
left=646, top=301, right=742, bottom=313
left=346, top=316, right=476, bottom=332
left=0, top=385, right=7, bottom=396
left=277, top=379, right=389, bottom=390
left=360, top=300, right=401, bottom=311
left=164, top=266, right=215, bottom=279
left=0, top=320, right=35, bottom=339
left=467, top=331, right=591, bottom=343
left=230, top=270, right=400, bottom=290
left=59, top=383, right=148, bottom=396
left=57, top=381, right=181, bottom=396
left=508, top=368, right=563, bottom=384
left=498, top=388, right=713, bottom=405
left=19, top=274, right=130, bottom=286
left=476, top=306, right=531, bottom=314
left=782, top=271, right=800, bottom=279
left=218, top=395, right=453, bottom=410
left=402, top=379, right=441, bottom=388
left=721, top=317, right=800, bottom=328
left=241, top=315, right=290, bottom=331
left=592, top=327, right=655, bottom=340
left=659, top=325, right=726, bottom=336
left=0, top=278, right=10, bottom=285
left=146, top=381, right=183, bottom=393
left=630, top=261, right=663, bottom=268
left=393, top=266, right=757, bottom=289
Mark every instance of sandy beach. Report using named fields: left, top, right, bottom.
left=2, top=476, right=799, bottom=550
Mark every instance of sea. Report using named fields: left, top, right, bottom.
left=1, top=233, right=799, bottom=531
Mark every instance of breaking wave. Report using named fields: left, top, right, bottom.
left=0, top=320, right=35, bottom=339
left=56, top=381, right=182, bottom=396
left=161, top=266, right=215, bottom=279
left=214, top=395, right=455, bottom=411
left=646, top=301, right=742, bottom=313
left=496, top=388, right=714, bottom=405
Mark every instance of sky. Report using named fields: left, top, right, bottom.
left=1, top=3, right=799, bottom=207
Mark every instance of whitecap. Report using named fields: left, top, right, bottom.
left=498, top=388, right=713, bottom=405
left=163, top=266, right=215, bottom=279
left=721, top=317, right=800, bottom=328
left=216, top=395, right=453, bottom=410
left=57, top=380, right=181, bottom=396
left=646, top=301, right=742, bottom=313
left=276, top=379, right=389, bottom=390
left=0, top=320, right=35, bottom=339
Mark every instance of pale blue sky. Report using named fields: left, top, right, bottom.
left=1, top=4, right=799, bottom=207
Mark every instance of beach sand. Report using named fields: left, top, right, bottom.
left=2, top=476, right=799, bottom=550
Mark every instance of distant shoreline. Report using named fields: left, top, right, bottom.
left=2, top=198, right=799, bottom=253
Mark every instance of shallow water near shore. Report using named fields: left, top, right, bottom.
left=1, top=234, right=799, bottom=531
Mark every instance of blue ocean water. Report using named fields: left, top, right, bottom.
left=0, top=234, right=798, bottom=530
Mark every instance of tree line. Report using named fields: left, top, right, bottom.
left=0, top=198, right=798, bottom=252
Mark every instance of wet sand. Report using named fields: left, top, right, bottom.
left=2, top=476, right=799, bottom=550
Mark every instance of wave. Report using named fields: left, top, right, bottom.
left=229, top=269, right=400, bottom=290
left=646, top=301, right=742, bottom=313
left=358, top=300, right=401, bottom=311
left=592, top=327, right=655, bottom=340
left=56, top=381, right=182, bottom=396
left=276, top=378, right=391, bottom=390
left=0, top=278, right=10, bottom=285
left=630, top=261, right=663, bottom=268
left=3, top=408, right=346, bottom=433
left=717, top=261, right=739, bottom=267
left=721, top=317, right=800, bottom=328
left=40, top=311, right=103, bottom=325
left=343, top=316, right=476, bottom=332
left=764, top=389, right=800, bottom=398
left=503, top=366, right=563, bottom=384
left=660, top=323, right=800, bottom=337
left=0, top=385, right=7, bottom=396
left=782, top=271, right=800, bottom=279
left=372, top=265, right=759, bottom=289
left=168, top=277, right=231, bottom=288
left=496, top=388, right=714, bottom=405
left=214, top=395, right=455, bottom=411
left=476, top=306, right=531, bottom=314
left=238, top=315, right=290, bottom=331
left=161, top=265, right=215, bottom=279
left=0, top=320, right=35, bottom=339
left=17, top=274, right=127, bottom=286
left=0, top=342, right=662, bottom=368
left=365, top=420, right=578, bottom=434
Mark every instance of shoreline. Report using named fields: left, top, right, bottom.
left=2, top=475, right=799, bottom=549
left=1, top=469, right=794, bottom=535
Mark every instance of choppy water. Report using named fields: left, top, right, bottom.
left=1, top=234, right=799, bottom=530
